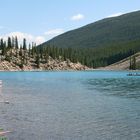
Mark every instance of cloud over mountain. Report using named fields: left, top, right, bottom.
left=71, top=14, right=85, bottom=21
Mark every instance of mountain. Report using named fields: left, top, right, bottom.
left=37, top=10, right=140, bottom=68
left=40, top=10, right=140, bottom=48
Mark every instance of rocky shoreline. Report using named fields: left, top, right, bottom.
left=0, top=47, right=94, bottom=71
left=0, top=57, right=92, bottom=71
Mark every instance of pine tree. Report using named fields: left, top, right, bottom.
left=7, top=37, right=12, bottom=48
left=35, top=52, right=40, bottom=68
left=130, top=56, right=137, bottom=70
left=28, top=43, right=31, bottom=58
left=15, top=36, right=19, bottom=49
left=19, top=45, right=23, bottom=56
left=0, top=39, right=3, bottom=61
left=133, top=56, right=136, bottom=70
left=129, top=57, right=132, bottom=70
left=23, top=38, right=27, bottom=50
left=12, top=37, right=15, bottom=48
left=31, top=42, right=36, bottom=57
left=0, top=39, right=5, bottom=55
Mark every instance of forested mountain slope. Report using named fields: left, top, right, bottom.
left=41, top=10, right=140, bottom=48
left=37, top=11, right=140, bottom=68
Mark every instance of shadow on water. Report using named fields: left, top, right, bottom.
left=83, top=77, right=140, bottom=99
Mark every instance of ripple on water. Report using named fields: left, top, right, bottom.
left=0, top=71, right=140, bottom=140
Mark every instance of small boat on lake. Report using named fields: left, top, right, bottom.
left=127, top=73, right=140, bottom=76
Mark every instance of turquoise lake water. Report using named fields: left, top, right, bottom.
left=0, top=71, right=140, bottom=140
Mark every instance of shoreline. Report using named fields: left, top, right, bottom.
left=0, top=69, right=140, bottom=72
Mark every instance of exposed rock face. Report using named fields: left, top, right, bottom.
left=0, top=57, right=91, bottom=71
left=40, top=58, right=90, bottom=71
left=0, top=61, right=21, bottom=71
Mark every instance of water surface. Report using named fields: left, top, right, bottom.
left=0, top=71, right=140, bottom=140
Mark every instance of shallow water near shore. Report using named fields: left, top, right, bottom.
left=0, top=71, right=140, bottom=140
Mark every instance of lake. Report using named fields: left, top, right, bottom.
left=0, top=71, right=140, bottom=140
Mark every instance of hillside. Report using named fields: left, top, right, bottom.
left=100, top=52, right=140, bottom=70
left=40, top=10, right=140, bottom=48
left=36, top=10, right=140, bottom=68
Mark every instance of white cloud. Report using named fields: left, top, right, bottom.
left=71, top=14, right=85, bottom=21
left=35, top=36, right=45, bottom=44
left=107, top=12, right=123, bottom=18
left=44, top=29, right=64, bottom=36
left=0, top=28, right=65, bottom=46
left=0, top=32, right=45, bottom=45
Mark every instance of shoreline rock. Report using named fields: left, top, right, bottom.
left=0, top=58, right=92, bottom=71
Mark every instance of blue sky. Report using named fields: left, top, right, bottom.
left=0, top=0, right=139, bottom=44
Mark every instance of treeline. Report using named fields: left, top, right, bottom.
left=129, top=55, right=140, bottom=70
left=38, top=39, right=140, bottom=68
left=1, top=36, right=140, bottom=69
left=0, top=36, right=36, bottom=54
left=0, top=36, right=38, bottom=68
left=0, top=36, right=38, bottom=60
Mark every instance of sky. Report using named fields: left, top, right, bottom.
left=0, top=0, right=140, bottom=45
